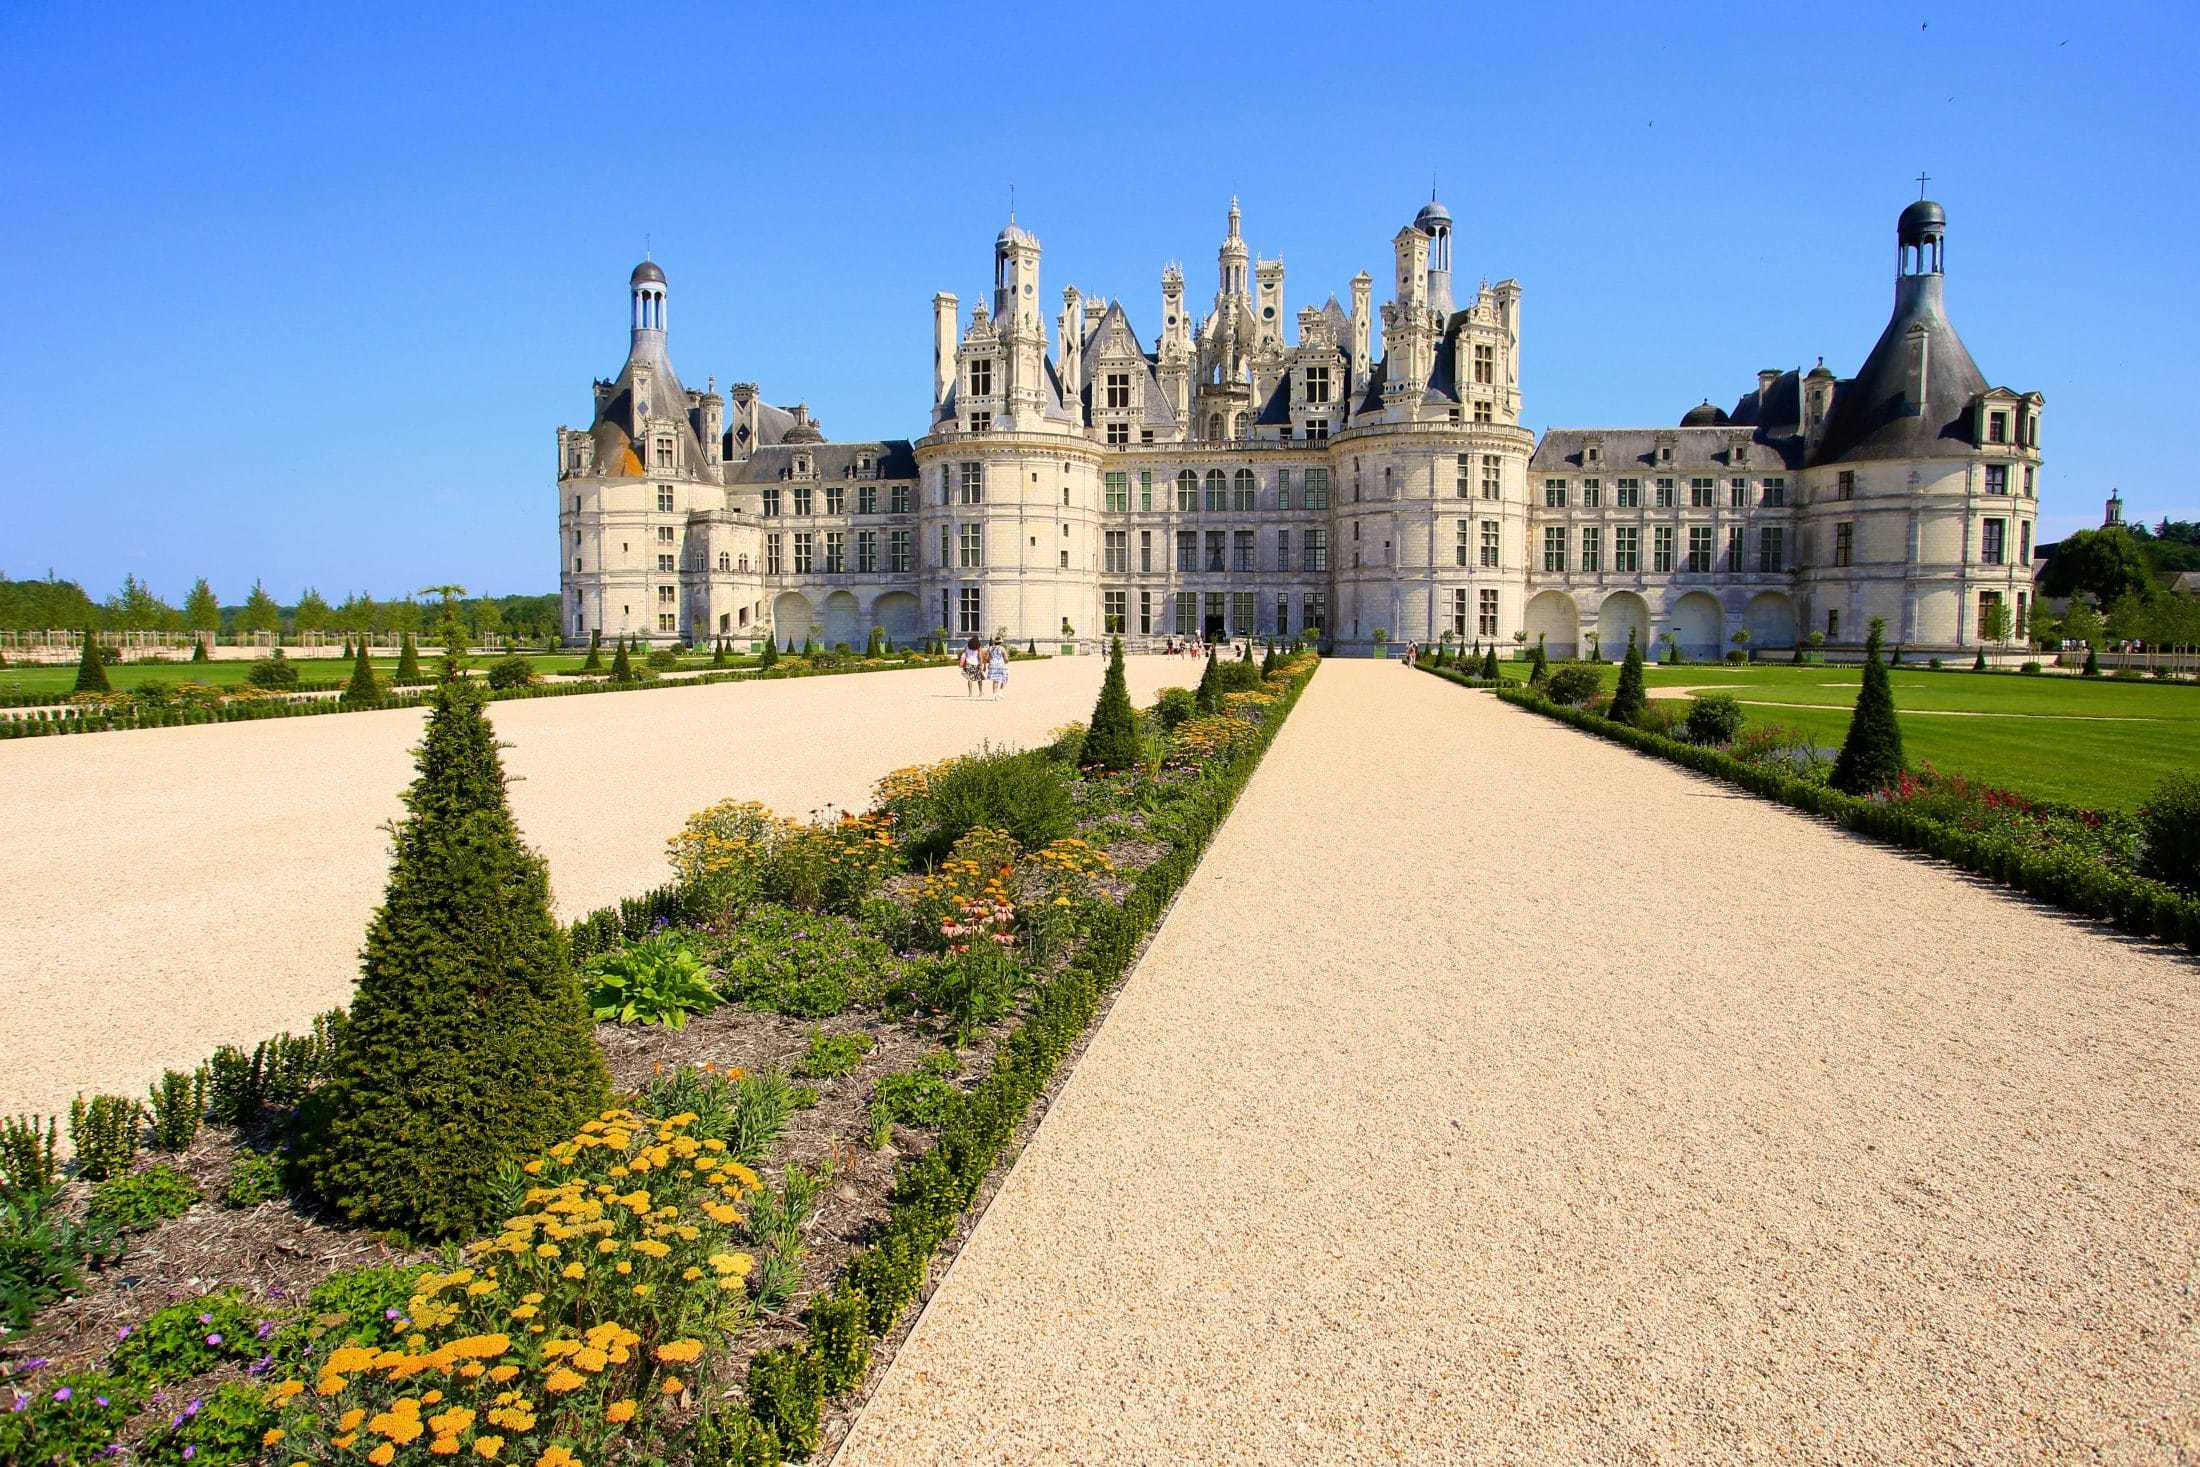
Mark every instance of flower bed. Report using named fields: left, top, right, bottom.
left=1480, top=682, right=2200, bottom=952
left=0, top=650, right=1322, bottom=1463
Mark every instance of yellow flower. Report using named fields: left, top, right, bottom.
left=562, top=1262, right=587, bottom=1280
left=473, top=1437, right=505, bottom=1459
left=534, top=1243, right=560, bottom=1258
left=488, top=1364, right=520, bottom=1384
left=316, top=1375, right=349, bottom=1396
left=262, top=1428, right=286, bottom=1446
left=430, top=1437, right=462, bottom=1457
left=659, top=1375, right=685, bottom=1396
left=510, top=1304, right=538, bottom=1321
left=605, top=1398, right=637, bottom=1423
left=631, top=1283, right=652, bottom=1297
left=654, top=1338, right=704, bottom=1365
left=338, top=1408, right=368, bottom=1432
left=544, top=1367, right=587, bottom=1394
left=368, top=1447, right=396, bottom=1467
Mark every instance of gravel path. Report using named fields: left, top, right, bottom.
left=0, top=656, right=1196, bottom=1122
left=840, top=660, right=2200, bottom=1464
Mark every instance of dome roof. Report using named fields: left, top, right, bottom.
left=1680, top=400, right=1729, bottom=427
left=996, top=219, right=1035, bottom=249
left=630, top=260, right=666, bottom=286
left=1414, top=197, right=1453, bottom=231
left=1897, top=198, right=1946, bottom=243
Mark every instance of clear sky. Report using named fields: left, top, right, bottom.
left=3, top=0, right=2193, bottom=603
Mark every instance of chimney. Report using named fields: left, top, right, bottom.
left=931, top=293, right=958, bottom=414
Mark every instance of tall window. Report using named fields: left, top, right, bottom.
left=1233, top=469, right=1256, bottom=511
left=1581, top=478, right=1602, bottom=508
left=1176, top=530, right=1197, bottom=571
left=1985, top=464, right=2009, bottom=495
left=1725, top=527, right=1743, bottom=572
left=957, top=587, right=980, bottom=635
left=1478, top=588, right=1499, bottom=637
left=1140, top=590, right=1153, bottom=634
left=1455, top=519, right=1471, bottom=567
left=657, top=486, right=675, bottom=511
left=1304, top=528, right=1329, bottom=572
left=1105, top=472, right=1129, bottom=512
left=958, top=462, right=983, bottom=505
left=1988, top=411, right=2007, bottom=444
left=1231, top=592, right=1255, bottom=635
left=1305, top=468, right=1330, bottom=509
left=658, top=525, right=675, bottom=544
left=1652, top=526, right=1674, bottom=573
left=1473, top=343, right=1495, bottom=384
left=887, top=529, right=912, bottom=572
left=1690, top=478, right=1715, bottom=508
left=1480, top=520, right=1500, bottom=569
left=1177, top=470, right=1199, bottom=512
left=1140, top=529, right=1152, bottom=572
left=1687, top=525, right=1713, bottom=572
left=1981, top=518, right=2006, bottom=565
left=1233, top=529, right=1255, bottom=572
left=2022, top=465, right=2035, bottom=499
left=1277, top=468, right=1293, bottom=510
left=1616, top=478, right=1641, bottom=509
left=793, top=531, right=814, bottom=574
left=1302, top=592, right=1327, bottom=635
left=766, top=533, right=783, bottom=574
left=967, top=358, right=992, bottom=396
left=1580, top=527, right=1602, bottom=572
left=1105, top=372, right=1131, bottom=409
left=958, top=524, right=983, bottom=568
left=2020, top=521, right=2033, bottom=563
left=1205, top=530, right=1225, bottom=572
left=1103, top=589, right=1126, bottom=633
left=856, top=530, right=878, bottom=573
left=1106, top=421, right=1130, bottom=446
left=1544, top=478, right=1567, bottom=508
left=1482, top=455, right=1502, bottom=500
left=1456, top=454, right=1472, bottom=497
left=654, top=440, right=673, bottom=469
left=1174, top=594, right=1198, bottom=637
left=794, top=486, right=812, bottom=515
left=825, top=485, right=844, bottom=514
left=763, top=488, right=782, bottom=516
left=1204, top=470, right=1226, bottom=512
left=1304, top=365, right=1331, bottom=403
left=857, top=484, right=877, bottom=515
left=1729, top=478, right=1748, bottom=508
left=1613, top=526, right=1639, bottom=572
left=889, top=484, right=911, bottom=514
left=823, top=531, right=845, bottom=573
left=1105, top=530, right=1128, bottom=572
left=1763, top=478, right=1787, bottom=506
left=1758, top=526, right=1784, bottom=573
left=1833, top=522, right=1854, bottom=567
left=657, top=553, right=675, bottom=572
left=1275, top=595, right=1290, bottom=637
left=1451, top=588, right=1469, bottom=638
left=1543, top=526, right=1568, bottom=572
left=1139, top=470, right=1153, bottom=511
left=1655, top=478, right=1675, bottom=509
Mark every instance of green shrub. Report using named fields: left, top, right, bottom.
left=299, top=677, right=608, bottom=1240
left=342, top=639, right=382, bottom=705
left=2082, top=644, right=2099, bottom=676
left=144, top=1068, right=206, bottom=1152
left=1153, top=686, right=1196, bottom=729
left=0, top=1114, right=59, bottom=1197
left=795, top=1028, right=874, bottom=1080
left=2021, top=660, right=2042, bottom=674
left=1685, top=693, right=1746, bottom=746
left=486, top=653, right=537, bottom=689
left=1607, top=631, right=1647, bottom=724
left=135, top=1378, right=276, bottom=1465
left=268, top=1262, right=427, bottom=1370
left=579, top=629, right=602, bottom=673
left=86, top=1163, right=198, bottom=1233
left=610, top=637, right=637, bottom=683
left=715, top=904, right=893, bottom=1017
left=758, top=637, right=778, bottom=669
left=1634, top=699, right=1688, bottom=739
left=110, top=1289, right=263, bottom=1380
left=647, top=646, right=681, bottom=670
left=1540, top=665, right=1601, bottom=706
left=804, top=1282, right=873, bottom=1395
left=2138, top=771, right=2200, bottom=892
left=221, top=1150, right=287, bottom=1208
left=0, top=1187, right=120, bottom=1331
left=908, top=746, right=1074, bottom=860
left=68, top=1094, right=141, bottom=1183
left=689, top=1402, right=784, bottom=1467
left=746, top=1344, right=824, bottom=1459
left=1481, top=645, right=1500, bottom=679
left=245, top=656, right=298, bottom=689
left=73, top=630, right=110, bottom=693
left=907, top=944, right=1022, bottom=1041
left=1083, top=637, right=1141, bottom=771
left=584, top=931, right=722, bottom=1027
left=1194, top=646, right=1219, bottom=712
left=0, top=1371, right=143, bottom=1465
left=1831, top=624, right=1906, bottom=795
left=395, top=632, right=424, bottom=684
left=1528, top=638, right=1548, bottom=684
left=870, top=1052, right=959, bottom=1142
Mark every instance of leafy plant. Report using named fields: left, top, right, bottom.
left=795, top=1028, right=874, bottom=1080
left=714, top=905, right=892, bottom=1018
left=746, top=1343, right=825, bottom=1458
left=0, top=1114, right=59, bottom=1198
left=724, top=1069, right=798, bottom=1164
left=1153, top=686, right=1197, bottom=730
left=221, top=1149, right=287, bottom=1208
left=68, top=1094, right=141, bottom=1182
left=745, top=1162, right=824, bottom=1313
left=1832, top=622, right=1906, bottom=795
left=869, top=1052, right=959, bottom=1145
left=245, top=656, right=299, bottom=689
left=87, top=1162, right=199, bottom=1233
left=267, top=1261, right=427, bottom=1371
left=1084, top=637, right=1141, bottom=771
left=110, top=1289, right=265, bottom=1380
left=906, top=746, right=1074, bottom=861
left=486, top=653, right=537, bottom=689
left=1684, top=693, right=1746, bottom=746
left=0, top=1371, right=143, bottom=1466
left=2138, top=770, right=2200, bottom=892
left=298, top=677, right=609, bottom=1240
left=135, top=1378, right=279, bottom=1465
left=585, top=931, right=722, bottom=1027
left=145, top=1066, right=206, bottom=1151
left=1540, top=665, right=1601, bottom=706
left=0, top=1187, right=120, bottom=1330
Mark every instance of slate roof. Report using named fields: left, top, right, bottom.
left=1074, top=301, right=1178, bottom=428
left=1528, top=427, right=1804, bottom=473
left=1812, top=274, right=1989, bottom=466
left=725, top=440, right=919, bottom=485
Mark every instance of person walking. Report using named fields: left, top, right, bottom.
left=958, top=635, right=985, bottom=698
left=987, top=636, right=1010, bottom=700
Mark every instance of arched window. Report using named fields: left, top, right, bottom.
left=1207, top=413, right=1223, bottom=441
left=1176, top=469, right=1198, bottom=512
left=1204, top=469, right=1226, bottom=512
left=1233, top=412, right=1248, bottom=438
left=1233, top=468, right=1256, bottom=511
left=717, top=551, right=730, bottom=572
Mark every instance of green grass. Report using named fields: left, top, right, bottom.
left=0, top=651, right=770, bottom=698
left=1478, top=659, right=2199, bottom=810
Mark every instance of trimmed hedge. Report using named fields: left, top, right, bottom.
left=743, top=654, right=1323, bottom=1458
left=1488, top=685, right=2200, bottom=952
left=1415, top=665, right=1507, bottom=691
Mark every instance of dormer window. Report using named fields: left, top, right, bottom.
left=1104, top=372, right=1131, bottom=409
left=793, top=454, right=811, bottom=478
left=654, top=438, right=674, bottom=469
left=1304, top=366, right=1331, bottom=405
left=968, top=358, right=993, bottom=396
left=1585, top=445, right=1601, bottom=465
left=1987, top=411, right=2008, bottom=444
left=1658, top=445, right=1672, bottom=464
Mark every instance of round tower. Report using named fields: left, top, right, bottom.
left=631, top=260, right=667, bottom=345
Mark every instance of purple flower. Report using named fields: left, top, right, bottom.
left=116, top=1326, right=132, bottom=1341
left=267, top=1286, right=286, bottom=1298
left=184, top=1448, right=196, bottom=1461
left=197, top=1313, right=212, bottom=1325
left=184, top=1398, right=202, bottom=1417
left=95, top=1396, right=109, bottom=1407
left=248, top=1356, right=271, bottom=1376
left=384, top=1308, right=401, bottom=1320
left=256, top=1320, right=276, bottom=1340
left=21, top=1359, right=46, bottom=1373
left=205, top=1333, right=223, bottom=1347
left=11, top=1394, right=29, bottom=1413
left=51, top=1387, right=71, bottom=1402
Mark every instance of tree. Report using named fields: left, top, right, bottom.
left=343, top=638, right=381, bottom=706
left=581, top=629, right=603, bottom=672
left=1260, top=642, right=1279, bottom=679
left=1607, top=629, right=1646, bottom=724
left=395, top=633, right=423, bottom=686
left=1978, top=599, right=2013, bottom=646
left=239, top=580, right=282, bottom=638
left=610, top=636, right=636, bottom=684
left=1731, top=627, right=1752, bottom=663
left=2062, top=599, right=2103, bottom=652
left=1194, top=644, right=1220, bottom=712
left=73, top=627, right=110, bottom=693
left=106, top=573, right=177, bottom=631
left=2041, top=528, right=2155, bottom=606
left=299, top=677, right=608, bottom=1237
left=1480, top=644, right=1499, bottom=679
left=758, top=636, right=778, bottom=670
left=293, top=588, right=332, bottom=636
left=1083, top=638, right=1141, bottom=772
left=2027, top=598, right=2060, bottom=650
left=388, top=597, right=423, bottom=638
left=1831, top=621, right=1905, bottom=795
left=1528, top=635, right=1549, bottom=685
left=419, top=584, right=468, bottom=606
left=471, top=599, right=504, bottom=646
left=2082, top=643, right=2100, bottom=676
left=710, top=638, right=728, bottom=669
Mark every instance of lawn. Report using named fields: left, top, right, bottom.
left=0, top=651, right=758, bottom=698
left=1475, top=659, right=2198, bottom=810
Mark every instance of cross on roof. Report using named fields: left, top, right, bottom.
left=1915, top=172, right=1931, bottom=198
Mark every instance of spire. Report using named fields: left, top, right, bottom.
left=1227, top=195, right=1241, bottom=240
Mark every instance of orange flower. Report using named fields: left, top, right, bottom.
left=605, top=1398, right=637, bottom=1423
left=653, top=1338, right=704, bottom=1365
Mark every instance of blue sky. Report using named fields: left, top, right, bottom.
left=3, top=0, right=2192, bottom=602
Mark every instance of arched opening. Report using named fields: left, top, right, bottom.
left=1596, top=591, right=1649, bottom=660
left=1669, top=592, right=1722, bottom=659
left=771, top=591, right=813, bottom=647
left=1743, top=591, right=1798, bottom=649
left=1523, top=591, right=1580, bottom=659
left=1233, top=467, right=1255, bottom=509
left=872, top=591, right=920, bottom=646
left=820, top=590, right=861, bottom=649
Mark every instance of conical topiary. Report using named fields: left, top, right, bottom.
left=1260, top=642, right=1278, bottom=679
left=299, top=679, right=609, bottom=1238
left=581, top=629, right=602, bottom=673
left=74, top=628, right=109, bottom=693
left=1481, top=645, right=1499, bottom=680
left=395, top=633, right=422, bottom=685
left=759, top=637, right=779, bottom=669
left=1831, top=623, right=1906, bottom=795
left=611, top=637, right=635, bottom=684
left=1528, top=635, right=1548, bottom=685
left=1084, top=637, right=1141, bottom=772
left=1973, top=649, right=1987, bottom=672
left=1194, top=645, right=1220, bottom=713
left=191, top=638, right=209, bottom=663
left=1027, top=638, right=1037, bottom=656
left=2082, top=643, right=2099, bottom=676
left=710, top=639, right=728, bottom=669
left=1608, top=629, right=1647, bottom=725
left=343, top=638, right=381, bottom=706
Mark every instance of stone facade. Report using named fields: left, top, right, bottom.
left=557, top=196, right=2041, bottom=656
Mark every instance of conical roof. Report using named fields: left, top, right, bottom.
left=1812, top=272, right=1987, bottom=466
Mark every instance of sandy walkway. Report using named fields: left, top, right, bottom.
left=840, top=660, right=2200, bottom=1464
left=0, top=656, right=1197, bottom=1121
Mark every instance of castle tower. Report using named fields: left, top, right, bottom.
left=1414, top=196, right=1455, bottom=317
left=631, top=260, right=667, bottom=347
left=1217, top=196, right=1248, bottom=299
left=2104, top=488, right=2124, bottom=527
left=992, top=218, right=1046, bottom=428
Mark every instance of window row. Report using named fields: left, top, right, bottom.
left=763, top=530, right=915, bottom=576
left=759, top=483, right=915, bottom=517
left=1539, top=525, right=1788, bottom=575
left=1542, top=476, right=1788, bottom=510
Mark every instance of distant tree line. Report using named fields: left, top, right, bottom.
left=0, top=574, right=557, bottom=640
left=2032, top=518, right=2200, bottom=651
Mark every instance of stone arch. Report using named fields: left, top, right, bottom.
left=1596, top=591, right=1649, bottom=659
left=1669, top=592, right=1722, bottom=659
left=771, top=591, right=813, bottom=647
left=820, top=590, right=861, bottom=649
left=871, top=591, right=920, bottom=646
left=1743, top=591, right=1798, bottom=649
left=1523, top=590, right=1580, bottom=659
